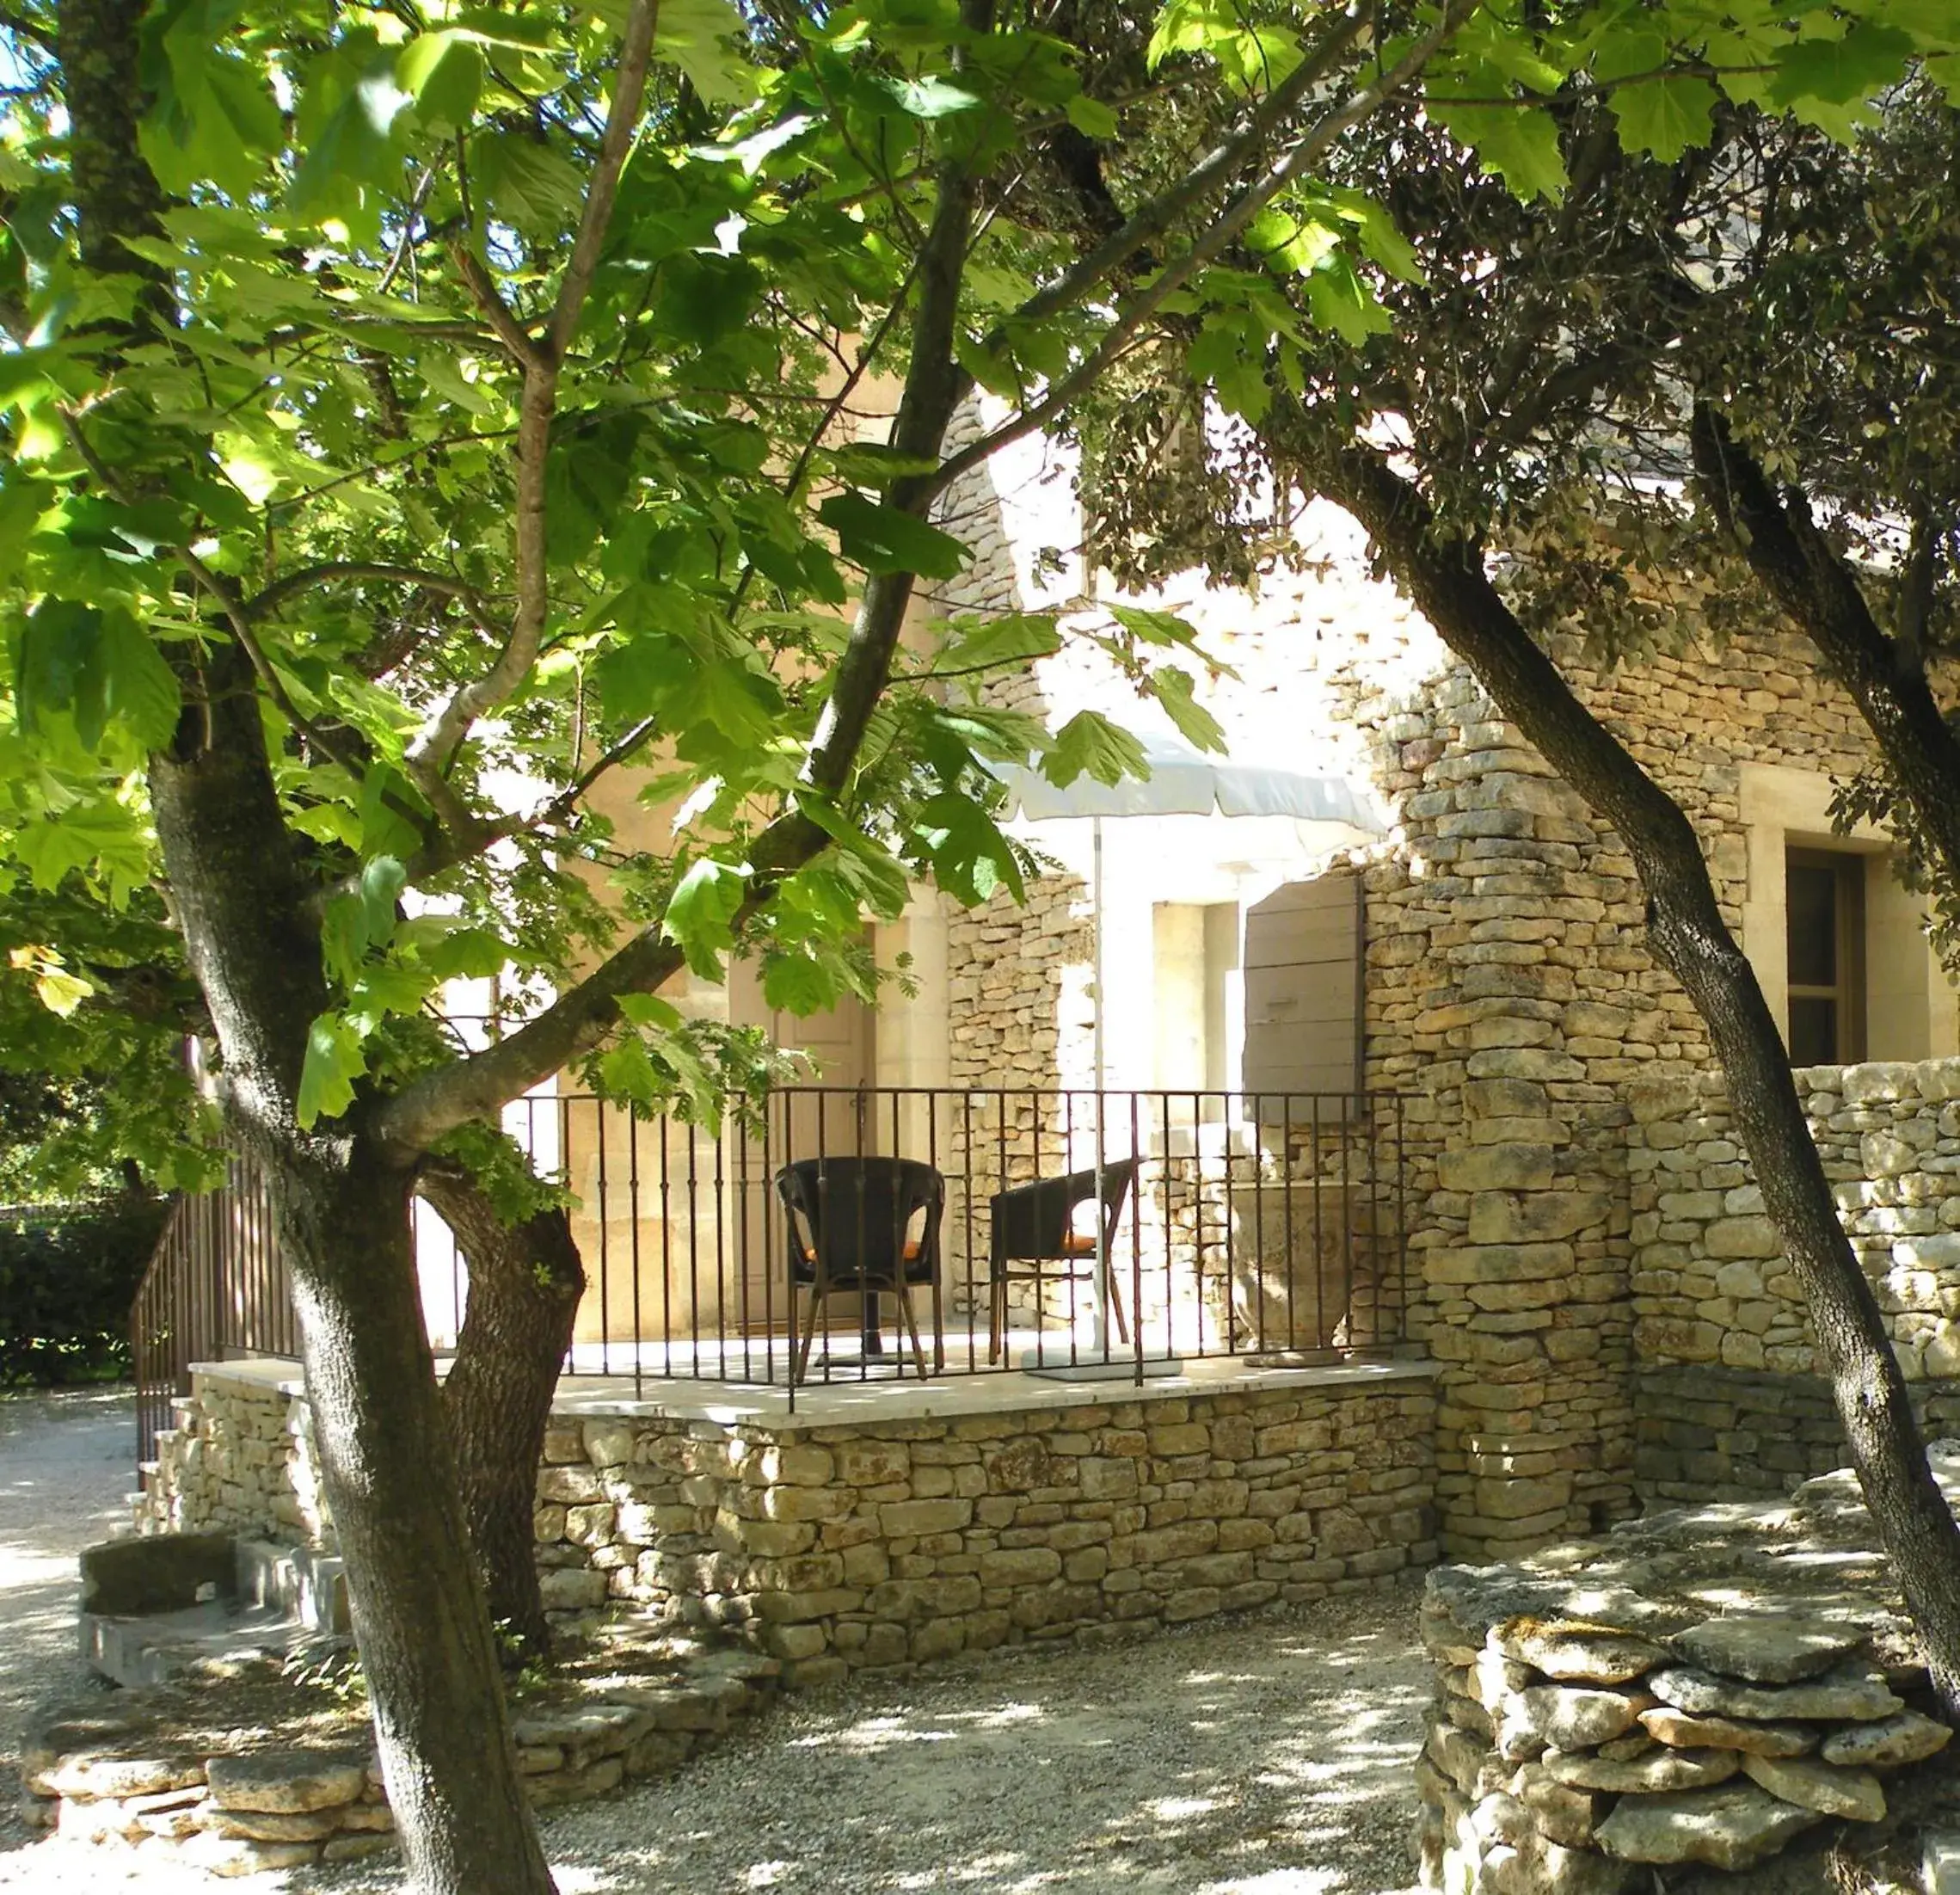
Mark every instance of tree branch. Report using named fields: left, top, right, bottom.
left=929, top=0, right=1472, bottom=497
left=376, top=0, right=992, bottom=1155
left=407, top=0, right=660, bottom=795
left=549, top=0, right=660, bottom=360
left=1690, top=403, right=1960, bottom=909
left=243, top=561, right=505, bottom=628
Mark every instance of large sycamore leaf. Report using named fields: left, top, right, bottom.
left=663, top=856, right=751, bottom=976
left=297, top=1013, right=366, bottom=1129
left=1431, top=100, right=1569, bottom=203
left=1610, top=73, right=1718, bottom=161
left=817, top=492, right=970, bottom=580
left=1044, top=710, right=1148, bottom=789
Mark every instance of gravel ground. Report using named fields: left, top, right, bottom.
left=0, top=1391, right=1430, bottom=1895
left=0, top=1387, right=132, bottom=1849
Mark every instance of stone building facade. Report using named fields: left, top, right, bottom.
left=885, top=411, right=1960, bottom=1561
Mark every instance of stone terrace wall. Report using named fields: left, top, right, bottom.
left=1419, top=1454, right=1959, bottom=1893
left=137, top=1371, right=328, bottom=1546
left=142, top=1366, right=1440, bottom=1686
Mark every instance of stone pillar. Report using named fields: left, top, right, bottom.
left=1369, top=677, right=1636, bottom=1560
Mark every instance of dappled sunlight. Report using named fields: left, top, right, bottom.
left=428, top=1604, right=1431, bottom=1895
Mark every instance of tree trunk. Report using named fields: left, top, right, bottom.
left=421, top=1165, right=586, bottom=1661
left=273, top=1142, right=557, bottom=1893
left=1321, top=441, right=1960, bottom=1713
left=144, top=646, right=557, bottom=1893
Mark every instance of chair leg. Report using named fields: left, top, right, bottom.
left=795, top=1280, right=825, bottom=1384
left=989, top=1274, right=1005, bottom=1363
left=894, top=1280, right=929, bottom=1380
left=1103, top=1258, right=1130, bottom=1346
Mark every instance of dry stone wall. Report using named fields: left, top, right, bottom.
left=20, top=1639, right=778, bottom=1876
left=136, top=1371, right=328, bottom=1546
left=1629, top=1056, right=1960, bottom=1378
left=1419, top=1451, right=1960, bottom=1893
left=141, top=1365, right=1441, bottom=1685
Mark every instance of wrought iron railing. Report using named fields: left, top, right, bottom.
left=131, top=1160, right=297, bottom=1465
left=131, top=1083, right=1410, bottom=1458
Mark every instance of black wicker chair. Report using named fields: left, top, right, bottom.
left=775, top=1156, right=945, bottom=1380
left=986, top=1158, right=1137, bottom=1361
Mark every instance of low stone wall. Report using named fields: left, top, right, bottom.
left=138, top=1371, right=328, bottom=1546
left=141, top=1363, right=1440, bottom=1685
left=1633, top=1363, right=1960, bottom=1506
left=1418, top=1454, right=1957, bottom=1892
left=1628, top=1058, right=1960, bottom=1377
left=20, top=1641, right=777, bottom=1876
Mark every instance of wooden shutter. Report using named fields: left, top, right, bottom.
left=1242, top=870, right=1364, bottom=1098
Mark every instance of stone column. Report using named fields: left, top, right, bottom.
left=1368, top=676, right=1636, bottom=1560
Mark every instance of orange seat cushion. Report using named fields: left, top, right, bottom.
left=798, top=1239, right=926, bottom=1264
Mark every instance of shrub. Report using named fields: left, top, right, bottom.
left=0, top=1197, right=170, bottom=1386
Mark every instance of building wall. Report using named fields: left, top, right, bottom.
left=912, top=396, right=1960, bottom=1558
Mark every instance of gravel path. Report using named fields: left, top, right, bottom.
left=0, top=1392, right=1430, bottom=1895
left=0, top=1387, right=133, bottom=1852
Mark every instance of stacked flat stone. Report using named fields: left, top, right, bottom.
left=1630, top=1057, right=1960, bottom=1386
left=541, top=1387, right=1438, bottom=1684
left=135, top=1371, right=329, bottom=1546
left=138, top=1368, right=1442, bottom=1683
left=1418, top=1454, right=1960, bottom=1892
left=17, top=1644, right=777, bottom=1877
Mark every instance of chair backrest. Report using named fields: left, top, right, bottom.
left=991, top=1158, right=1138, bottom=1262
left=775, top=1156, right=944, bottom=1284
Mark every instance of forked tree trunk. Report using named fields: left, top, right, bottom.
left=421, top=1166, right=586, bottom=1660
left=145, top=643, right=558, bottom=1894
left=1324, top=443, right=1960, bottom=1713
left=275, top=1143, right=557, bottom=1892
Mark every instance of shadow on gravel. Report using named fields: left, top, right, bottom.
left=442, top=1610, right=1429, bottom=1895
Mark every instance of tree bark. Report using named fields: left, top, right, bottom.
left=144, top=644, right=557, bottom=1893
left=421, top=1165, right=586, bottom=1661
left=1319, top=440, right=1960, bottom=1713
left=1691, top=408, right=1960, bottom=904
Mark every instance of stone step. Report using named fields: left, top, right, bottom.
left=82, top=1601, right=306, bottom=1689
left=234, top=1538, right=349, bottom=1637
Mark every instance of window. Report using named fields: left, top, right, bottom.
left=1785, top=848, right=1866, bottom=1065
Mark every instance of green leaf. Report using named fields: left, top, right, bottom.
left=877, top=73, right=982, bottom=118
left=911, top=790, right=1023, bottom=907
left=297, top=1012, right=366, bottom=1128
left=652, top=0, right=756, bottom=104
left=1148, top=667, right=1226, bottom=752
left=1303, top=254, right=1392, bottom=345
left=1769, top=23, right=1914, bottom=113
left=617, top=992, right=683, bottom=1031
left=817, top=492, right=970, bottom=579
left=396, top=32, right=485, bottom=133
left=662, top=856, right=750, bottom=975
left=1045, top=710, right=1148, bottom=788
left=1109, top=604, right=1201, bottom=649
left=931, top=612, right=1063, bottom=677
left=287, top=33, right=413, bottom=245
left=320, top=894, right=370, bottom=987
left=1609, top=73, right=1719, bottom=163
left=1064, top=94, right=1119, bottom=138
left=469, top=134, right=586, bottom=236
left=761, top=947, right=841, bottom=1014
left=821, top=442, right=945, bottom=485
left=1432, top=102, right=1569, bottom=203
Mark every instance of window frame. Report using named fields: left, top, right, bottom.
left=1785, top=845, right=1867, bottom=1065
